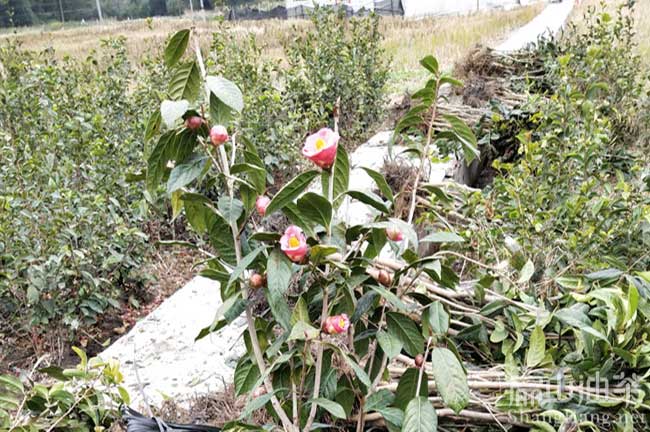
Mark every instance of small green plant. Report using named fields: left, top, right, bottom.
left=284, top=7, right=390, bottom=146
left=0, top=348, right=128, bottom=431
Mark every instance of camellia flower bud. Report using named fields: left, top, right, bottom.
left=385, top=225, right=404, bottom=242
left=323, top=314, right=350, bottom=335
left=280, top=225, right=308, bottom=263
left=377, top=269, right=392, bottom=287
left=209, top=125, right=229, bottom=146
left=252, top=386, right=266, bottom=398
left=256, top=195, right=271, bottom=217
left=250, top=273, right=264, bottom=289
left=302, top=128, right=340, bottom=169
left=415, top=354, right=424, bottom=368
left=185, top=116, right=203, bottom=131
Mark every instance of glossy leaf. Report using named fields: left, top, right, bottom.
left=266, top=249, right=293, bottom=330
left=265, top=170, right=319, bottom=215
left=206, top=75, right=244, bottom=112
left=164, top=29, right=190, bottom=68
left=403, top=396, right=437, bottom=432
left=430, top=347, right=469, bottom=414
left=169, top=61, right=200, bottom=101
left=386, top=312, right=425, bottom=357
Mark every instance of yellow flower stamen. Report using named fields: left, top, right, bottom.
left=315, top=138, right=327, bottom=150
left=339, top=318, right=346, bottom=328
left=288, top=236, right=300, bottom=248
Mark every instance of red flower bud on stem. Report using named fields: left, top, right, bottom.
left=209, top=125, right=229, bottom=146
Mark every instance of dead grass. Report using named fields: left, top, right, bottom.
left=0, top=5, right=542, bottom=92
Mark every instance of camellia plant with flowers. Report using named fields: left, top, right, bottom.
left=143, top=28, right=480, bottom=432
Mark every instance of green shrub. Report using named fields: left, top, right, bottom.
left=0, top=39, right=155, bottom=330
left=461, top=3, right=650, bottom=283
left=204, top=7, right=390, bottom=177
left=1, top=348, right=128, bottom=430
left=284, top=7, right=389, bottom=146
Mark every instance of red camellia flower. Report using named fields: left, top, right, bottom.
left=280, top=225, right=308, bottom=263
left=302, top=128, right=340, bottom=169
left=256, top=195, right=271, bottom=216
left=210, top=125, right=229, bottom=146
left=323, top=314, right=350, bottom=335
left=185, top=116, right=203, bottom=130
left=385, top=225, right=404, bottom=242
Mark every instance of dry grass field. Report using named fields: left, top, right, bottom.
left=0, top=4, right=543, bottom=92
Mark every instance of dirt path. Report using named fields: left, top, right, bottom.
left=496, top=0, right=574, bottom=52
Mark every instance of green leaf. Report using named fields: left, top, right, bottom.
left=403, top=396, right=438, bottom=432
left=526, top=325, right=546, bottom=367
left=160, top=99, right=189, bottom=128
left=394, top=368, right=428, bottom=410
left=420, top=232, right=464, bottom=243
left=265, top=170, right=319, bottom=216
left=311, top=398, right=346, bottom=419
left=165, top=29, right=190, bottom=68
left=0, top=375, right=23, bottom=393
left=376, top=330, right=403, bottom=360
left=0, top=395, right=19, bottom=410
left=419, top=55, right=439, bottom=75
left=309, top=245, right=339, bottom=265
left=234, top=358, right=260, bottom=396
left=167, top=154, right=208, bottom=193
left=344, top=190, right=390, bottom=214
left=281, top=203, right=316, bottom=238
left=365, top=389, right=395, bottom=413
left=297, top=192, right=332, bottom=230
left=341, top=353, right=372, bottom=388
left=288, top=320, right=320, bottom=341
left=422, top=301, right=449, bottom=336
left=72, top=346, right=87, bottom=368
left=360, top=167, right=394, bottom=203
left=208, top=213, right=237, bottom=264
left=290, top=296, right=310, bottom=326
left=378, top=407, right=404, bottom=428
left=210, top=92, right=234, bottom=126
left=169, top=61, right=201, bottom=101
left=266, top=249, right=293, bottom=330
left=195, top=294, right=246, bottom=340
left=183, top=193, right=213, bottom=234
left=439, top=75, right=463, bottom=87
left=442, top=114, right=479, bottom=164
left=206, top=75, right=244, bottom=112
left=321, top=145, right=350, bottom=207
left=386, top=312, right=425, bottom=357
left=144, top=110, right=161, bottom=143
left=430, top=347, right=469, bottom=414
left=227, top=246, right=265, bottom=289
left=518, top=260, right=535, bottom=284
left=239, top=389, right=282, bottom=419
left=370, top=285, right=409, bottom=312
left=218, top=196, right=244, bottom=226
left=586, top=268, right=623, bottom=281
left=146, top=130, right=196, bottom=194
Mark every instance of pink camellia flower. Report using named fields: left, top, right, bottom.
left=386, top=225, right=404, bottom=242
left=323, top=314, right=350, bottom=335
left=280, top=225, right=308, bottom=263
left=210, top=125, right=229, bottom=146
left=302, top=128, right=340, bottom=169
left=256, top=195, right=271, bottom=216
